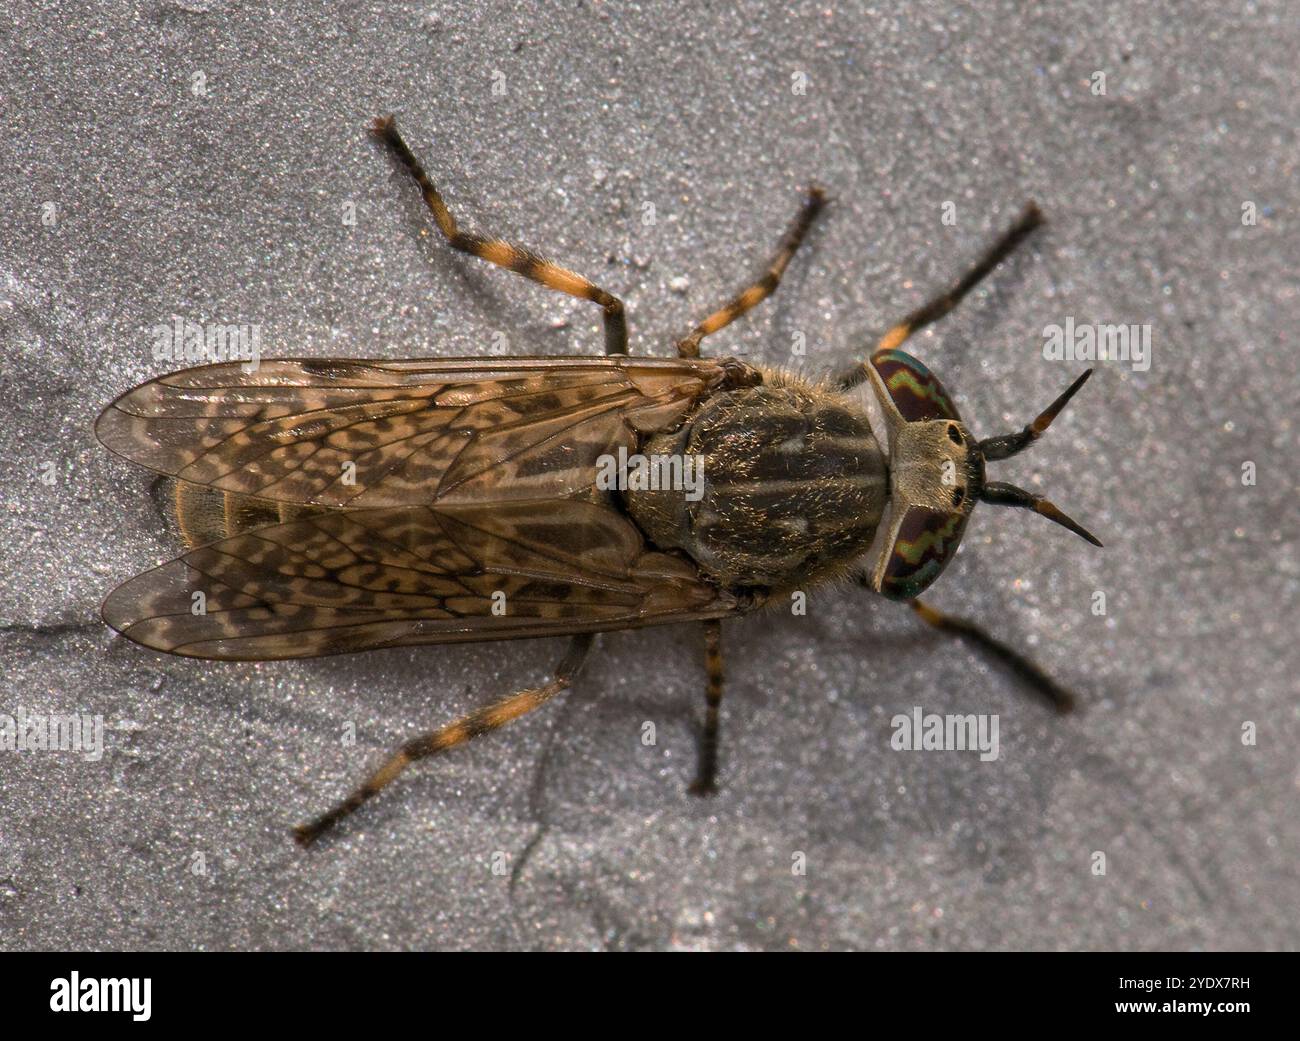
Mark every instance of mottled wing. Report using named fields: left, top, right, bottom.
left=102, top=499, right=739, bottom=660
left=96, top=356, right=730, bottom=507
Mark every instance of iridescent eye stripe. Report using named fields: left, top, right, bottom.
left=881, top=506, right=968, bottom=600
left=871, top=349, right=960, bottom=422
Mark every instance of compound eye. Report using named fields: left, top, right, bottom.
left=878, top=506, right=970, bottom=601
left=870, top=349, right=962, bottom=423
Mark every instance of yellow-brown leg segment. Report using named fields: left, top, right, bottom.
left=294, top=633, right=594, bottom=846
left=688, top=620, right=725, bottom=795
left=909, top=598, right=1076, bottom=713
left=676, top=187, right=826, bottom=358
left=839, top=202, right=1043, bottom=389
left=371, top=115, right=629, bottom=355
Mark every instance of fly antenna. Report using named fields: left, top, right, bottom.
left=980, top=481, right=1102, bottom=547
left=979, top=369, right=1093, bottom=462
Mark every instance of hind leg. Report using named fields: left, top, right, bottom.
left=372, top=116, right=629, bottom=355
left=295, top=633, right=595, bottom=845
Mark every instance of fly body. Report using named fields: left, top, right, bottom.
left=98, top=116, right=1101, bottom=844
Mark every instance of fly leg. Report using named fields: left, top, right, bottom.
left=688, top=620, right=725, bottom=794
left=908, top=597, right=1077, bottom=713
left=676, top=188, right=826, bottom=358
left=294, top=633, right=595, bottom=846
left=371, top=115, right=629, bottom=355
left=839, top=203, right=1043, bottom=388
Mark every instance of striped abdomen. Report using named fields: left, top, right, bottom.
left=626, top=379, right=887, bottom=591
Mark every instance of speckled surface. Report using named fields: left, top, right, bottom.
left=1, top=1, right=1296, bottom=951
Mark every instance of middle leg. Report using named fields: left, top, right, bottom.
left=688, top=620, right=726, bottom=794
left=676, top=187, right=826, bottom=358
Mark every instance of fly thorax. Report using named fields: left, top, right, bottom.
left=625, top=384, right=887, bottom=590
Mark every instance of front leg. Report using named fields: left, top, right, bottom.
left=838, top=203, right=1043, bottom=389
left=908, top=596, right=1077, bottom=712
left=855, top=573, right=1078, bottom=712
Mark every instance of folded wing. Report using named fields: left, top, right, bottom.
left=102, top=499, right=739, bottom=660
left=96, top=356, right=728, bottom=507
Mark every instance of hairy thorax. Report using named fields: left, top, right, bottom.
left=625, top=375, right=888, bottom=592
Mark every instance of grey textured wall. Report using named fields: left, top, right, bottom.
left=1, top=1, right=1295, bottom=950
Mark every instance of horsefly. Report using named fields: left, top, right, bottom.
left=97, top=115, right=1101, bottom=845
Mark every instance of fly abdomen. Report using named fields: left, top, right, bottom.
left=626, top=378, right=887, bottom=590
